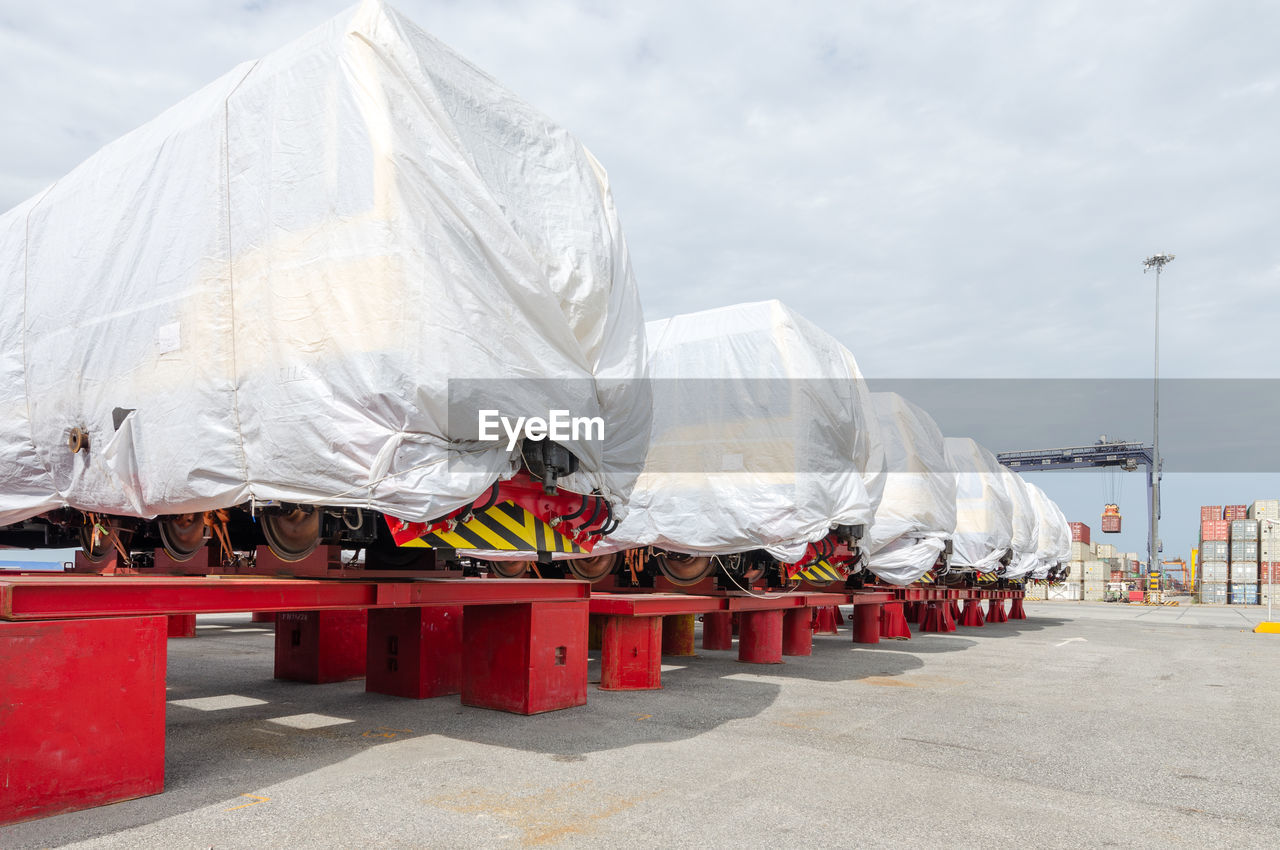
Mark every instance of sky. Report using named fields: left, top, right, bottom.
left=2, top=0, right=1278, bottom=565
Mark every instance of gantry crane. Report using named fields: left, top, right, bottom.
left=996, top=436, right=1160, bottom=577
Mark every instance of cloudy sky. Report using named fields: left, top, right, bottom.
left=2, top=0, right=1277, bottom=566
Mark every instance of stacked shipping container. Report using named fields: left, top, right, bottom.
left=1199, top=511, right=1229, bottom=604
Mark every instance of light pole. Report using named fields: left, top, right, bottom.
left=1143, top=253, right=1173, bottom=584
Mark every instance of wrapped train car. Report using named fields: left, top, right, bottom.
left=0, top=0, right=651, bottom=571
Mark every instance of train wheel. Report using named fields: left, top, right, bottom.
left=157, top=513, right=207, bottom=561
left=656, top=553, right=714, bottom=586
left=78, top=522, right=112, bottom=563
left=261, top=506, right=321, bottom=562
left=488, top=559, right=532, bottom=578
left=566, top=552, right=619, bottom=583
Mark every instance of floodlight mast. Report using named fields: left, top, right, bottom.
left=1143, top=253, right=1173, bottom=581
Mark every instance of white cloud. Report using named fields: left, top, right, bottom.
left=2, top=0, right=1278, bottom=379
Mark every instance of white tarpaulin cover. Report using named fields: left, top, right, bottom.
left=943, top=437, right=1013, bottom=573
left=0, top=0, right=650, bottom=526
left=1003, top=468, right=1041, bottom=579
left=863, top=393, right=956, bottom=586
left=603, top=300, right=881, bottom=563
left=1026, top=483, right=1071, bottom=580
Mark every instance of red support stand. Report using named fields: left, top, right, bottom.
left=782, top=607, right=814, bottom=656
left=813, top=605, right=839, bottom=635
left=0, top=616, right=167, bottom=825
left=834, top=605, right=846, bottom=626
left=167, top=613, right=196, bottom=638
left=461, top=601, right=588, bottom=713
left=960, top=599, right=986, bottom=627
left=702, top=611, right=733, bottom=651
left=365, top=606, right=462, bottom=699
left=920, top=601, right=957, bottom=633
left=912, top=600, right=930, bottom=625
left=852, top=603, right=882, bottom=644
left=731, top=613, right=740, bottom=636
left=274, top=609, right=368, bottom=684
left=599, top=615, right=663, bottom=691
left=987, top=598, right=1007, bottom=623
left=251, top=612, right=276, bottom=624
left=661, top=613, right=696, bottom=657
left=949, top=599, right=962, bottom=623
left=737, top=609, right=784, bottom=664
left=1009, top=596, right=1027, bottom=620
left=879, top=601, right=912, bottom=640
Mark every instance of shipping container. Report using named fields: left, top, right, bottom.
left=1230, top=520, right=1259, bottom=541
left=1201, top=520, right=1230, bottom=541
left=1069, top=522, right=1091, bottom=544
left=1100, top=513, right=1121, bottom=533
left=1069, top=540, right=1095, bottom=562
left=1249, top=499, right=1280, bottom=521
left=1199, top=581, right=1228, bottom=604
left=1109, top=570, right=1123, bottom=582
left=1200, top=560, right=1229, bottom=582
left=1230, top=563, right=1259, bottom=583
left=1224, top=505, right=1249, bottom=521
left=1229, top=583, right=1259, bottom=605
left=1095, top=543, right=1118, bottom=558
left=1201, top=505, right=1222, bottom=523
left=1199, top=540, right=1228, bottom=561
left=1262, top=563, right=1280, bottom=584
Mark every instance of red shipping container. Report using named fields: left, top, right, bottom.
left=1069, top=522, right=1091, bottom=544
left=1100, top=514, right=1121, bottom=533
left=1200, top=520, right=1229, bottom=541
left=1262, top=562, right=1280, bottom=583
left=1109, top=571, right=1123, bottom=582
left=1201, top=505, right=1221, bottom=522
left=1223, top=505, right=1249, bottom=520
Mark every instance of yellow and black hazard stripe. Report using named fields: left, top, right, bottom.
left=917, top=571, right=936, bottom=584
left=798, top=558, right=842, bottom=583
left=402, top=501, right=585, bottom=554
left=976, top=571, right=998, bottom=583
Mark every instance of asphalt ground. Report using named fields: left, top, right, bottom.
left=4, top=600, right=1279, bottom=848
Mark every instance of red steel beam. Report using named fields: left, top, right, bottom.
left=0, top=576, right=588, bottom=621
left=589, top=592, right=720, bottom=617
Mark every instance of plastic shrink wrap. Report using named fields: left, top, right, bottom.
left=601, top=300, right=881, bottom=563
left=943, top=438, right=1013, bottom=573
left=1002, top=469, right=1041, bottom=580
left=0, top=0, right=650, bottom=528
left=862, top=393, right=956, bottom=586
left=1026, top=483, right=1071, bottom=580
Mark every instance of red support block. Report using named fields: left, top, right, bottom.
left=920, top=601, right=957, bottom=633
left=251, top=612, right=276, bottom=624
left=852, top=603, right=882, bottom=644
left=738, top=609, right=784, bottom=664
left=949, top=600, right=962, bottom=624
left=167, top=613, right=196, bottom=638
left=1009, top=596, right=1027, bottom=620
left=879, top=601, right=912, bottom=640
left=834, top=605, right=846, bottom=626
left=986, top=598, right=1007, bottom=623
left=274, top=609, right=368, bottom=684
left=661, top=613, right=696, bottom=657
left=960, top=599, right=986, bottom=627
left=365, top=606, right=462, bottom=699
left=600, top=615, right=663, bottom=690
left=462, top=601, right=588, bottom=713
left=813, top=605, right=839, bottom=635
left=911, top=600, right=929, bottom=625
left=782, top=607, right=814, bottom=656
left=0, top=616, right=167, bottom=826
left=702, top=611, right=733, bottom=651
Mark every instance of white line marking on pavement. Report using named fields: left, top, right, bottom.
left=1054, top=637, right=1087, bottom=647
